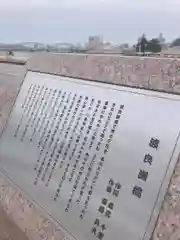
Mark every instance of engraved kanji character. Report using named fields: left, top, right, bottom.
left=81, top=209, right=85, bottom=214
left=105, top=210, right=111, bottom=218
left=115, top=183, right=121, bottom=190
left=97, top=232, right=104, bottom=240
left=54, top=195, right=58, bottom=201
left=68, top=198, right=72, bottom=203
left=138, top=170, right=148, bottom=182
left=149, top=138, right=160, bottom=149
left=104, top=149, right=108, bottom=154
left=91, top=227, right=97, bottom=234
left=100, top=133, right=105, bottom=138
left=102, top=198, right=108, bottom=205
left=101, top=157, right=105, bottom=162
left=132, top=186, right=143, bottom=198
left=113, top=189, right=119, bottom=197
left=109, top=179, right=114, bottom=186
left=34, top=179, right=38, bottom=185
left=101, top=224, right=106, bottom=231
left=56, top=188, right=60, bottom=193
left=80, top=166, right=84, bottom=171
left=106, top=186, right=112, bottom=193
left=99, top=161, right=104, bottom=167
left=73, top=184, right=77, bottom=190
left=144, top=154, right=153, bottom=165
left=114, top=120, right=119, bottom=125
left=88, top=190, right=92, bottom=196
left=111, top=129, right=115, bottom=134
left=108, top=202, right=114, bottom=210
left=98, top=206, right=105, bottom=214
left=94, top=218, right=100, bottom=226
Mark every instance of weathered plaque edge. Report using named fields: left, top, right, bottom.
left=143, top=135, right=180, bottom=239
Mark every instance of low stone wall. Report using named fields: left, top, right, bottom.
left=0, top=56, right=27, bottom=65
left=27, top=53, right=180, bottom=94
left=1, top=54, right=180, bottom=240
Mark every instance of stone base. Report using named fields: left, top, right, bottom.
left=0, top=207, right=29, bottom=240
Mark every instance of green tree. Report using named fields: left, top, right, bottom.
left=136, top=34, right=148, bottom=55
left=147, top=38, right=162, bottom=53
left=136, top=35, right=162, bottom=54
left=171, top=38, right=180, bottom=47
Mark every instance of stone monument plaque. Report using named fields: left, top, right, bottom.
left=0, top=71, right=180, bottom=240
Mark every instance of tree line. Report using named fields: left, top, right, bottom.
left=136, top=34, right=162, bottom=54
left=136, top=34, right=180, bottom=55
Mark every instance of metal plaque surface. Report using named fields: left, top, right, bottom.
left=0, top=71, right=180, bottom=240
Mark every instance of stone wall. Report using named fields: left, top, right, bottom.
left=1, top=54, right=180, bottom=240
left=27, top=53, right=180, bottom=94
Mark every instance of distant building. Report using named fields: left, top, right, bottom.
left=158, top=33, right=166, bottom=45
left=120, top=43, right=129, bottom=50
left=87, top=36, right=103, bottom=50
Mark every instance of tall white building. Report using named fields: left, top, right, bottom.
left=158, top=33, right=166, bottom=45
left=87, top=36, right=103, bottom=50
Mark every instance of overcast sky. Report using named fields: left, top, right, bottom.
left=0, top=0, right=180, bottom=44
